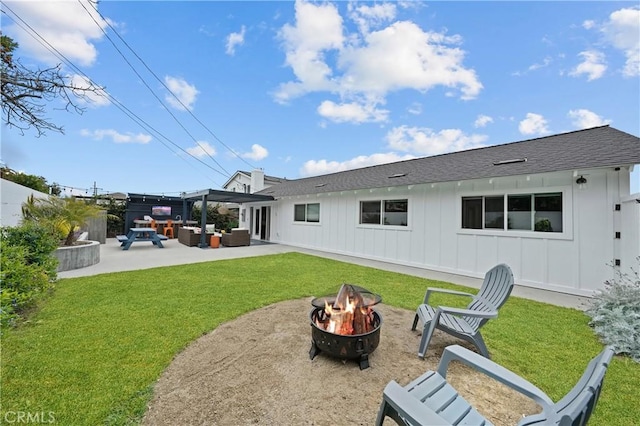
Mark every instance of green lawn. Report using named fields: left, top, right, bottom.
left=1, top=252, right=638, bottom=424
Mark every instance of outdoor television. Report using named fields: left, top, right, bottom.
left=152, top=206, right=171, bottom=216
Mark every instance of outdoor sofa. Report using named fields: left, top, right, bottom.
left=221, top=228, right=250, bottom=247
left=178, top=227, right=214, bottom=247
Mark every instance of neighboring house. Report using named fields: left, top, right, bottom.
left=222, top=169, right=287, bottom=194
left=0, top=178, right=49, bottom=227
left=223, top=169, right=287, bottom=231
left=247, top=126, right=640, bottom=297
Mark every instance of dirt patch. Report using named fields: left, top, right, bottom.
left=143, top=298, right=539, bottom=425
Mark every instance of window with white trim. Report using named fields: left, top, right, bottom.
left=462, top=192, right=562, bottom=232
left=294, top=203, right=320, bottom=223
left=360, top=199, right=408, bottom=226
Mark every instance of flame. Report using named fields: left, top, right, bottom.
left=318, top=295, right=373, bottom=336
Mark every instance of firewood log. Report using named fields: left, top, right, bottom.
left=353, top=307, right=369, bottom=334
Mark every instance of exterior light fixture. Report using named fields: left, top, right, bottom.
left=576, top=175, right=587, bottom=185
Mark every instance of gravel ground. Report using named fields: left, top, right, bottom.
left=142, top=298, right=539, bottom=425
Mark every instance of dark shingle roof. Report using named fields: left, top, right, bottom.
left=256, top=126, right=640, bottom=198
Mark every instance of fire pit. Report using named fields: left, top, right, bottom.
left=309, top=284, right=382, bottom=370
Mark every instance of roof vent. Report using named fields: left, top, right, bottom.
left=314, top=183, right=326, bottom=188
left=389, top=173, right=407, bottom=178
left=493, top=158, right=527, bottom=166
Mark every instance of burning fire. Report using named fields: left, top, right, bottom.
left=315, top=284, right=375, bottom=335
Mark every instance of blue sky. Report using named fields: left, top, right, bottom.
left=2, top=0, right=639, bottom=197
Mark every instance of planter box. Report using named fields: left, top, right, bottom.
left=55, top=240, right=100, bottom=272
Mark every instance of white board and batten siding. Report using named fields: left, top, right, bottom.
left=620, top=193, right=640, bottom=276
left=262, top=168, right=637, bottom=297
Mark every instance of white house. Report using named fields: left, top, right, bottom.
left=222, top=169, right=287, bottom=194
left=1, top=178, right=49, bottom=227
left=222, top=169, right=286, bottom=234
left=247, top=126, right=640, bottom=297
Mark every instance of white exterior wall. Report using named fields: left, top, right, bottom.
left=223, top=173, right=252, bottom=194
left=620, top=193, right=640, bottom=275
left=263, top=168, right=636, bottom=296
left=1, top=179, right=49, bottom=227
left=224, top=171, right=268, bottom=230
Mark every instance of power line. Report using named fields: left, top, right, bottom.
left=1, top=4, right=227, bottom=190
left=76, top=0, right=233, bottom=178
left=83, top=0, right=259, bottom=172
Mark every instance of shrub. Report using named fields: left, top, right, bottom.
left=2, top=222, right=59, bottom=275
left=585, top=258, right=640, bottom=362
left=191, top=204, right=238, bottom=231
left=21, top=194, right=104, bottom=246
left=0, top=223, right=59, bottom=327
left=105, top=198, right=126, bottom=237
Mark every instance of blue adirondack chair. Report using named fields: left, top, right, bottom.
left=375, top=344, right=615, bottom=426
left=412, top=263, right=514, bottom=359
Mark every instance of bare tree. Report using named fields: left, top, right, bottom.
left=1, top=33, right=104, bottom=136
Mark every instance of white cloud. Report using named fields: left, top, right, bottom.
left=474, top=114, right=493, bottom=128
left=300, top=152, right=415, bottom=177
left=407, top=102, right=422, bottom=115
left=518, top=113, right=550, bottom=136
left=601, top=7, right=640, bottom=77
left=225, top=25, right=246, bottom=56
left=582, top=7, right=639, bottom=77
left=528, top=56, right=552, bottom=71
left=568, top=109, right=612, bottom=129
left=275, top=0, right=344, bottom=103
left=569, top=50, right=607, bottom=81
left=70, top=74, right=110, bottom=107
left=3, top=0, right=108, bottom=67
left=275, top=0, right=482, bottom=110
left=164, top=76, right=199, bottom=111
left=347, top=2, right=397, bottom=34
left=317, top=100, right=388, bottom=123
left=242, top=144, right=269, bottom=161
left=187, top=142, right=216, bottom=158
left=339, top=22, right=482, bottom=100
left=385, top=126, right=487, bottom=156
left=511, top=56, right=553, bottom=76
left=80, top=129, right=151, bottom=144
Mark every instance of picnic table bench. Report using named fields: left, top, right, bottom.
left=117, top=228, right=168, bottom=250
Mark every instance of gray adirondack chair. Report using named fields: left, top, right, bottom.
left=412, top=263, right=514, bottom=359
left=375, top=344, right=615, bottom=426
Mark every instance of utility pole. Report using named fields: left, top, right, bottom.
left=92, top=181, right=103, bottom=199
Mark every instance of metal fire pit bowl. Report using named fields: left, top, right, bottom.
left=309, top=306, right=382, bottom=370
